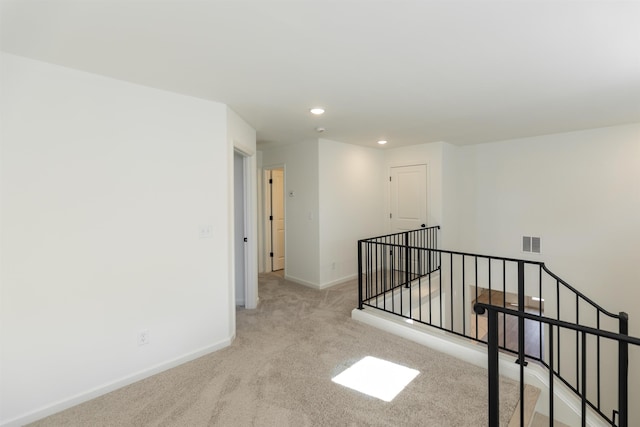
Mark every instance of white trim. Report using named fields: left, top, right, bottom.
left=284, top=274, right=321, bottom=289
left=285, top=274, right=357, bottom=290
left=232, top=148, right=258, bottom=310
left=243, top=154, right=258, bottom=309
left=0, top=337, right=233, bottom=427
left=320, top=274, right=358, bottom=289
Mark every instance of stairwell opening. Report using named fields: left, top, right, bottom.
left=471, top=288, right=544, bottom=360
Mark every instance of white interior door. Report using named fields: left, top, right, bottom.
left=390, top=164, right=427, bottom=232
left=271, top=169, right=285, bottom=271
left=390, top=164, right=428, bottom=279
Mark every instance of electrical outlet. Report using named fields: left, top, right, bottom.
left=138, top=329, right=150, bottom=346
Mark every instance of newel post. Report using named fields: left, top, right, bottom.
left=618, top=312, right=629, bottom=427
left=404, top=231, right=410, bottom=288
left=357, top=240, right=363, bottom=310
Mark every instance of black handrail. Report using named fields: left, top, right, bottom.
left=359, top=225, right=440, bottom=243
left=474, top=303, right=639, bottom=427
left=540, top=264, right=620, bottom=319
left=357, top=227, right=629, bottom=425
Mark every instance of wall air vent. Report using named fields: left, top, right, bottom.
left=522, top=236, right=541, bottom=254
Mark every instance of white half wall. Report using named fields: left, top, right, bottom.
left=0, top=53, right=234, bottom=426
left=318, top=139, right=385, bottom=286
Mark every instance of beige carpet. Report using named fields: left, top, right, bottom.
left=29, top=273, right=519, bottom=426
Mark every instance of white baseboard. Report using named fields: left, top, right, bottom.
left=285, top=274, right=357, bottom=290
left=1, top=337, right=233, bottom=427
left=284, top=274, right=321, bottom=289
left=319, top=274, right=357, bottom=289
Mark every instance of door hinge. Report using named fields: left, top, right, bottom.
left=389, top=176, right=392, bottom=182
left=269, top=215, right=273, bottom=221
left=389, top=213, right=392, bottom=219
left=270, top=252, right=274, bottom=257
left=269, top=178, right=273, bottom=184
left=243, top=237, right=248, bottom=242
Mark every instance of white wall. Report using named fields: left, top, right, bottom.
left=455, top=124, right=640, bottom=423
left=441, top=141, right=476, bottom=251
left=463, top=124, right=640, bottom=313
left=260, top=140, right=320, bottom=287
left=0, top=54, right=235, bottom=426
left=318, top=139, right=385, bottom=286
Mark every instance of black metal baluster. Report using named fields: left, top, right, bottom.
left=383, top=241, right=387, bottom=312
left=404, top=231, right=410, bottom=289
left=475, top=256, right=479, bottom=340
left=418, top=249, right=422, bottom=322
left=439, top=251, right=443, bottom=327
left=391, top=237, right=395, bottom=313
left=488, top=258, right=492, bottom=305
left=399, top=237, right=403, bottom=315
left=503, top=260, right=506, bottom=349
left=557, top=280, right=561, bottom=376
left=450, top=252, right=453, bottom=331
left=358, top=241, right=363, bottom=309
left=596, top=310, right=601, bottom=411
left=487, top=307, right=500, bottom=427
left=619, top=312, right=629, bottom=427
left=366, top=242, right=371, bottom=303
left=576, top=295, right=579, bottom=392
left=581, top=331, right=587, bottom=427
left=372, top=241, right=376, bottom=307
left=462, top=255, right=466, bottom=336
left=518, top=261, right=525, bottom=427
left=539, top=265, right=543, bottom=361
left=549, top=324, right=554, bottom=427
left=408, top=246, right=412, bottom=317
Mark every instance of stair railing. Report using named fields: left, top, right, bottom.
left=474, top=303, right=639, bottom=427
left=357, top=227, right=629, bottom=425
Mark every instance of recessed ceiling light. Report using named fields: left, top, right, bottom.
left=310, top=107, right=325, bottom=115
left=378, top=140, right=388, bottom=145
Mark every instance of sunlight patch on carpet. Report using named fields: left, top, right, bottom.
left=331, top=356, right=419, bottom=402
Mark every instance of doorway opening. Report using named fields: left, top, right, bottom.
left=234, top=148, right=259, bottom=309
left=264, top=168, right=285, bottom=272
left=234, top=151, right=248, bottom=306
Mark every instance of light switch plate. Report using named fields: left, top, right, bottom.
left=199, top=224, right=213, bottom=239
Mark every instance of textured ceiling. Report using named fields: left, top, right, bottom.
left=2, top=0, right=639, bottom=149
